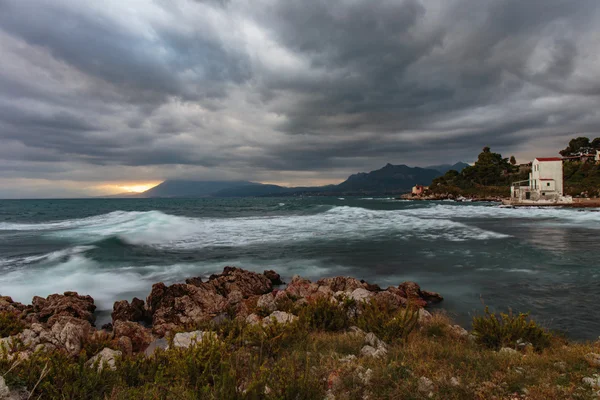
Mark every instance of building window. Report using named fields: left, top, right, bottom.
left=542, top=192, right=545, bottom=196
left=547, top=182, right=550, bottom=187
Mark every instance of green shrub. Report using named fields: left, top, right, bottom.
left=298, top=297, right=350, bottom=332
left=357, top=300, right=419, bottom=343
left=0, top=311, right=24, bottom=338
left=471, top=307, right=552, bottom=351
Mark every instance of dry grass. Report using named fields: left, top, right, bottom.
left=2, top=307, right=600, bottom=399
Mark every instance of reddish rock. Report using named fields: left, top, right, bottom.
left=361, top=280, right=382, bottom=292
left=285, top=276, right=319, bottom=299
left=146, top=282, right=227, bottom=337
left=397, top=282, right=442, bottom=307
left=206, top=267, right=272, bottom=298
left=264, top=270, right=284, bottom=285
left=32, top=292, right=96, bottom=326
left=112, top=297, right=147, bottom=324
left=316, top=276, right=364, bottom=292
left=185, top=277, right=203, bottom=286
left=113, top=320, right=152, bottom=353
left=375, top=289, right=408, bottom=311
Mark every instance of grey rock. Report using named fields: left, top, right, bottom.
left=144, top=338, right=168, bottom=357
left=585, top=353, right=600, bottom=367
left=257, top=293, right=276, bottom=313
left=171, top=331, right=217, bottom=349
left=418, top=377, right=434, bottom=393
left=263, top=311, right=297, bottom=326
left=499, top=347, right=520, bottom=356
left=86, top=348, right=121, bottom=372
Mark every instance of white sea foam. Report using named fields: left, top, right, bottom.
left=0, top=206, right=511, bottom=249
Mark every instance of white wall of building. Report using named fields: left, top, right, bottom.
left=531, top=159, right=563, bottom=195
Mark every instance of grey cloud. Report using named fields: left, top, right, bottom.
left=0, top=0, right=599, bottom=196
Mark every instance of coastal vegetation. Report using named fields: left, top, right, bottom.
left=428, top=136, right=600, bottom=199
left=2, top=268, right=600, bottom=399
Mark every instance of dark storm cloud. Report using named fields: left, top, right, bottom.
left=0, top=0, right=599, bottom=196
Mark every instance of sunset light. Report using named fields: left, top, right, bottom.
left=116, top=183, right=160, bottom=193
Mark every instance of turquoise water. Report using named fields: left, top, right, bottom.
left=1, top=197, right=599, bottom=339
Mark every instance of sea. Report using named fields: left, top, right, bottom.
left=0, top=197, right=599, bottom=339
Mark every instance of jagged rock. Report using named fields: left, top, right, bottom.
left=31, top=292, right=96, bottom=326
left=348, top=326, right=365, bottom=335
left=421, top=290, right=443, bottom=304
left=146, top=282, right=227, bottom=337
left=285, top=276, right=319, bottom=299
left=418, top=377, right=434, bottom=394
left=112, top=297, right=146, bottom=323
left=113, top=320, right=152, bottom=353
left=360, top=345, right=387, bottom=358
left=361, top=280, right=381, bottom=292
left=46, top=316, right=92, bottom=356
left=144, top=338, right=168, bottom=357
left=0, top=296, right=27, bottom=316
left=397, top=282, right=427, bottom=308
left=316, top=276, right=364, bottom=292
left=373, top=290, right=406, bottom=311
left=257, top=293, right=276, bottom=313
left=356, top=366, right=373, bottom=385
left=264, top=270, right=284, bottom=285
left=117, top=336, right=133, bottom=356
left=245, top=313, right=261, bottom=325
left=448, top=325, right=469, bottom=339
left=585, top=353, right=600, bottom=368
left=418, top=308, right=432, bottom=323
left=364, top=332, right=387, bottom=350
left=171, top=331, right=218, bottom=348
left=206, top=267, right=272, bottom=298
left=185, top=277, right=203, bottom=286
left=349, top=288, right=372, bottom=303
left=263, top=311, right=297, bottom=325
left=86, top=348, right=121, bottom=372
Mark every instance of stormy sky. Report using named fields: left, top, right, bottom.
left=1, top=0, right=599, bottom=197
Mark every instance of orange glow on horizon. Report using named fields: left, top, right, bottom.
left=115, top=183, right=161, bottom=193
left=95, top=181, right=162, bottom=194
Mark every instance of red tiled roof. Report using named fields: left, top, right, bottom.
left=535, top=157, right=562, bottom=162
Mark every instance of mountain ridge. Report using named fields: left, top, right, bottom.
left=124, top=162, right=468, bottom=198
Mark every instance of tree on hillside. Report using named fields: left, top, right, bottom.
left=560, top=137, right=591, bottom=156
left=592, top=137, right=600, bottom=150
left=510, top=156, right=517, bottom=165
left=462, top=147, right=511, bottom=186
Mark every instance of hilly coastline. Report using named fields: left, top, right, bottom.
left=131, top=162, right=468, bottom=198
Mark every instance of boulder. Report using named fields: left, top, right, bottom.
left=421, top=290, right=444, bottom=304
left=263, top=311, right=297, bottom=326
left=264, top=270, right=284, bottom=285
left=185, top=277, right=203, bottom=286
left=117, top=336, right=133, bottom=356
left=373, top=290, right=407, bottom=311
left=171, top=331, right=217, bottom=349
left=31, top=292, right=96, bottom=326
left=245, top=313, right=261, bottom=325
left=499, top=347, right=520, bottom=356
left=256, top=293, right=276, bottom=313
left=316, top=277, right=364, bottom=293
left=0, top=296, right=27, bottom=316
left=397, top=282, right=427, bottom=308
left=86, top=348, right=121, bottom=372
left=113, top=320, right=152, bottom=353
left=448, top=325, right=469, bottom=339
left=360, top=345, right=387, bottom=358
left=146, top=282, right=227, bottom=337
left=206, top=267, right=272, bottom=298
left=46, top=316, right=92, bottom=356
left=144, top=338, right=168, bottom=357
left=112, top=297, right=147, bottom=323
left=284, top=276, right=319, bottom=299
left=349, top=288, right=372, bottom=303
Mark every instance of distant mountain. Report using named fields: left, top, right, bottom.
left=425, top=162, right=470, bottom=174
left=138, top=163, right=451, bottom=198
left=334, top=163, right=440, bottom=194
left=141, top=180, right=253, bottom=198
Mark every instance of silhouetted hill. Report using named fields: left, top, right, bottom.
left=141, top=180, right=253, bottom=197
left=139, top=163, right=453, bottom=197
left=334, top=163, right=440, bottom=194
left=426, top=162, right=470, bottom=174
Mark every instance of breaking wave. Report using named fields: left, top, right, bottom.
left=0, top=206, right=509, bottom=249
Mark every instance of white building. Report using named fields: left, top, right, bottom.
left=510, top=157, right=569, bottom=203
left=596, top=150, right=600, bottom=163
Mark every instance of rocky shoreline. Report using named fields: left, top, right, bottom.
left=0, top=267, right=442, bottom=362
left=399, top=193, right=504, bottom=202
